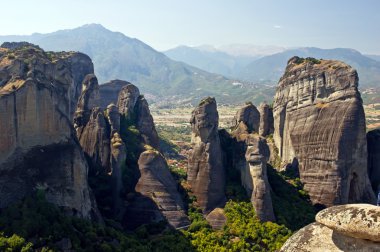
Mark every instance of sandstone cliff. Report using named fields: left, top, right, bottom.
left=99, top=79, right=131, bottom=109
left=187, top=97, right=226, bottom=213
left=281, top=204, right=380, bottom=251
left=244, top=135, right=276, bottom=222
left=125, top=150, right=190, bottom=229
left=367, top=129, right=380, bottom=193
left=0, top=43, right=98, bottom=219
left=74, top=74, right=126, bottom=218
left=258, top=102, right=274, bottom=137
left=117, top=84, right=160, bottom=149
left=232, top=103, right=260, bottom=135
left=273, top=56, right=375, bottom=206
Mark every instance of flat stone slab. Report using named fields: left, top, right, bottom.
left=316, top=204, right=380, bottom=242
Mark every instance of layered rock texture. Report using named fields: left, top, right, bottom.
left=281, top=204, right=380, bottom=251
left=188, top=97, right=226, bottom=213
left=126, top=150, right=190, bottom=229
left=367, top=129, right=380, bottom=193
left=273, top=57, right=375, bottom=206
left=0, top=43, right=98, bottom=218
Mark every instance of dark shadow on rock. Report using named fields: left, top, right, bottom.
left=267, top=165, right=316, bottom=231
left=331, top=229, right=380, bottom=251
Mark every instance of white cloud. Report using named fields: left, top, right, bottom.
left=273, top=25, right=282, bottom=29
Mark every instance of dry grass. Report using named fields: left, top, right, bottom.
left=0, top=79, right=25, bottom=94
left=315, top=102, right=330, bottom=109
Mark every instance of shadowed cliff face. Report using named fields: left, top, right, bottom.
left=117, top=84, right=160, bottom=150
left=74, top=74, right=126, bottom=219
left=273, top=57, right=375, bottom=206
left=367, top=129, right=380, bottom=193
left=99, top=79, right=131, bottom=109
left=232, top=103, right=260, bottom=134
left=0, top=42, right=98, bottom=219
left=244, top=136, right=276, bottom=222
left=125, top=150, right=190, bottom=229
left=187, top=97, right=226, bottom=213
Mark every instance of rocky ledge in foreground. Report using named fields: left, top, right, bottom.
left=281, top=204, right=380, bottom=251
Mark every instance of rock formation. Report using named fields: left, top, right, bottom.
left=99, top=79, right=131, bottom=109
left=273, top=56, right=375, bottom=206
left=232, top=102, right=260, bottom=135
left=258, top=103, right=274, bottom=137
left=281, top=204, right=380, bottom=251
left=188, top=97, right=226, bottom=213
left=74, top=74, right=126, bottom=218
left=0, top=43, right=98, bottom=219
left=125, top=150, right=190, bottom=229
left=117, top=84, right=160, bottom=149
left=316, top=204, right=380, bottom=242
left=206, top=208, right=227, bottom=230
left=244, top=136, right=275, bottom=222
left=367, top=129, right=380, bottom=193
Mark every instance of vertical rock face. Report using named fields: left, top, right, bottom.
left=367, top=129, right=380, bottom=193
left=126, top=150, right=190, bottom=229
left=117, top=84, right=140, bottom=119
left=0, top=43, right=97, bottom=219
left=135, top=96, right=160, bottom=149
left=117, top=84, right=160, bottom=149
left=98, top=79, right=131, bottom=109
left=74, top=75, right=110, bottom=173
left=233, top=103, right=260, bottom=134
left=258, top=103, right=274, bottom=137
left=273, top=57, right=375, bottom=206
left=244, top=136, right=275, bottom=222
left=187, top=97, right=226, bottom=213
left=74, top=75, right=126, bottom=218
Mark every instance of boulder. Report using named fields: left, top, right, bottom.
left=316, top=204, right=380, bottom=242
left=206, top=208, right=227, bottom=230
left=367, top=129, right=380, bottom=193
left=273, top=56, right=375, bottom=206
left=0, top=43, right=98, bottom=219
left=280, top=222, right=380, bottom=252
left=187, top=97, right=226, bottom=213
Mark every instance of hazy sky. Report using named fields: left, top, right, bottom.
left=2, top=0, right=380, bottom=54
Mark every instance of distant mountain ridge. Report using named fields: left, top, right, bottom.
left=0, top=24, right=274, bottom=106
left=164, top=46, right=380, bottom=88
left=164, top=45, right=257, bottom=78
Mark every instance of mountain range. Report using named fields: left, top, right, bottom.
left=1, top=24, right=379, bottom=107
left=165, top=46, right=380, bottom=88
left=0, top=24, right=273, bottom=106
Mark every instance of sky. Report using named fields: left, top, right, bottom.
left=1, top=0, right=380, bottom=54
